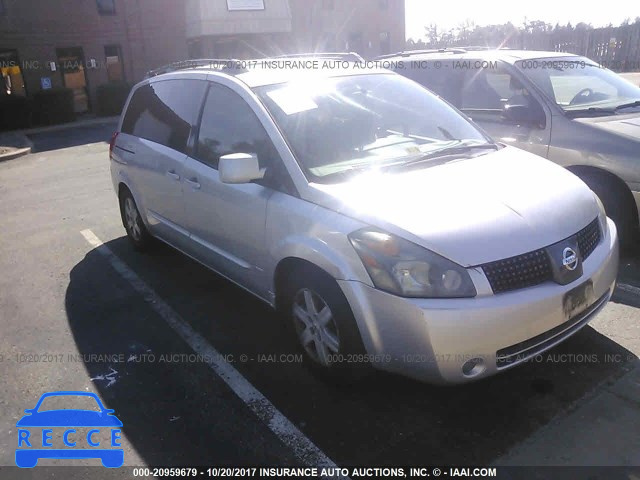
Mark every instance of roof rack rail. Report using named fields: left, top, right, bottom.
left=377, top=48, right=467, bottom=59
left=272, top=52, right=365, bottom=62
left=377, top=46, right=499, bottom=60
left=145, top=58, right=244, bottom=78
left=453, top=45, right=496, bottom=51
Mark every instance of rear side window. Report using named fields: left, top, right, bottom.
left=121, top=79, right=207, bottom=153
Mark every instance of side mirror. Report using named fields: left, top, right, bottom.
left=502, top=102, right=545, bottom=127
left=219, top=153, right=265, bottom=184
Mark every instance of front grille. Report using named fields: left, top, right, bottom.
left=482, top=249, right=552, bottom=294
left=482, top=217, right=602, bottom=295
left=577, top=218, right=601, bottom=261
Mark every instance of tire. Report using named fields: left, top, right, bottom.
left=281, top=264, right=371, bottom=382
left=119, top=188, right=153, bottom=251
left=580, top=172, right=638, bottom=249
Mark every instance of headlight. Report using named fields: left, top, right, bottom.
left=348, top=229, right=476, bottom=298
left=594, top=194, right=609, bottom=237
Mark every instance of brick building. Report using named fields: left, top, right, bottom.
left=0, top=0, right=405, bottom=114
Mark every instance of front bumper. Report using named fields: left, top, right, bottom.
left=338, top=218, right=619, bottom=384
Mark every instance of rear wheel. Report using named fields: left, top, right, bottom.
left=119, top=188, right=152, bottom=251
left=282, top=264, right=371, bottom=382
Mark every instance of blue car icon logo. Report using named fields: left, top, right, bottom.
left=16, top=391, right=123, bottom=468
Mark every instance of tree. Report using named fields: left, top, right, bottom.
left=426, top=23, right=440, bottom=46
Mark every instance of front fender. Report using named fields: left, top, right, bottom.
left=265, top=193, right=374, bottom=294
left=270, top=235, right=373, bottom=286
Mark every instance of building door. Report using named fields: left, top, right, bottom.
left=56, top=47, right=90, bottom=113
left=104, top=45, right=125, bottom=82
left=0, top=49, right=26, bottom=97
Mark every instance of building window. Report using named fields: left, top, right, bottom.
left=378, top=0, right=389, bottom=9
left=0, top=0, right=6, bottom=15
left=322, top=0, right=334, bottom=10
left=96, top=0, right=116, bottom=15
left=379, top=32, right=391, bottom=55
left=105, top=45, right=124, bottom=82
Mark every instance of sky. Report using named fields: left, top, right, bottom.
left=405, top=0, right=638, bottom=40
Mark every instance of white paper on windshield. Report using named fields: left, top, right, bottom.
left=267, top=88, right=318, bottom=115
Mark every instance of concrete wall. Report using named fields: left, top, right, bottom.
left=289, top=0, right=406, bottom=57
left=186, top=0, right=292, bottom=38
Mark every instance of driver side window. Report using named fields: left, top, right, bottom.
left=196, top=84, right=279, bottom=171
left=196, top=84, right=294, bottom=194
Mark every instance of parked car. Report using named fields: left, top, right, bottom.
left=380, top=48, right=640, bottom=246
left=110, top=55, right=618, bottom=384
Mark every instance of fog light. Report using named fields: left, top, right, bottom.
left=462, top=357, right=485, bottom=377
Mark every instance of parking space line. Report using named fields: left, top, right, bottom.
left=80, top=229, right=346, bottom=477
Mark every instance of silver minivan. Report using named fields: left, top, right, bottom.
left=110, top=58, right=619, bottom=384
left=382, top=49, right=640, bottom=246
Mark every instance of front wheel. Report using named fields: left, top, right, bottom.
left=283, top=266, right=371, bottom=382
left=580, top=173, right=638, bottom=249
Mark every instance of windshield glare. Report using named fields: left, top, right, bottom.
left=516, top=57, right=640, bottom=112
left=255, top=74, right=489, bottom=182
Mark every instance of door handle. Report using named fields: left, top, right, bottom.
left=166, top=171, right=180, bottom=181
left=185, top=178, right=201, bottom=190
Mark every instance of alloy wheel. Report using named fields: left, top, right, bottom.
left=292, top=288, right=340, bottom=366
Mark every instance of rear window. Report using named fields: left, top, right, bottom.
left=121, top=79, right=208, bottom=153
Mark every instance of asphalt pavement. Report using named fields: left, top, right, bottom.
left=1, top=125, right=640, bottom=478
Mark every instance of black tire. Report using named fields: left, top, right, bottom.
left=580, top=172, right=638, bottom=249
left=119, top=188, right=153, bottom=251
left=281, top=264, right=371, bottom=382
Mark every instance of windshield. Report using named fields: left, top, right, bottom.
left=516, top=56, right=640, bottom=113
left=254, top=74, right=491, bottom=182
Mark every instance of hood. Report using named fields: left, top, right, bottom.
left=574, top=112, right=640, bottom=142
left=310, top=147, right=599, bottom=266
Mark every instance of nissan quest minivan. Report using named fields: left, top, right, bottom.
left=109, top=56, right=619, bottom=384
left=381, top=48, right=640, bottom=247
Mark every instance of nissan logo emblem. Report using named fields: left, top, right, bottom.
left=562, top=247, right=578, bottom=271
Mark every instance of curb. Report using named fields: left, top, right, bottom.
left=0, top=130, right=34, bottom=162
left=0, top=146, right=32, bottom=162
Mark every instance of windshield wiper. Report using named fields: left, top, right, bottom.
left=315, top=144, right=498, bottom=181
left=615, top=100, right=640, bottom=111
left=384, top=143, right=499, bottom=171
left=565, top=106, right=617, bottom=117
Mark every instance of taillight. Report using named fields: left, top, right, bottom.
left=109, top=131, right=119, bottom=155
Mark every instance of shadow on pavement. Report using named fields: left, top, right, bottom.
left=65, top=237, right=638, bottom=466
left=29, top=124, right=116, bottom=153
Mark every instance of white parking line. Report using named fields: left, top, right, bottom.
left=80, top=229, right=346, bottom=477
left=617, top=283, right=640, bottom=296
